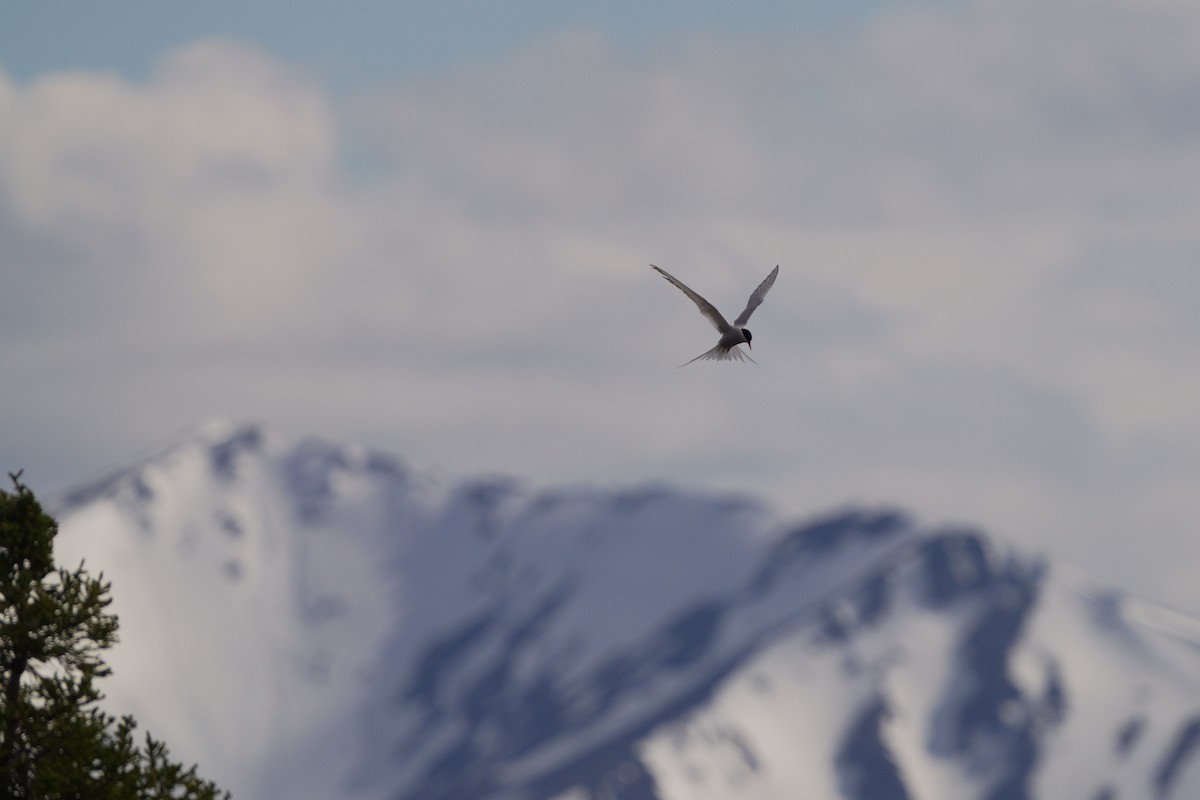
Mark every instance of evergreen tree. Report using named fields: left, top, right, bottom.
left=0, top=471, right=229, bottom=799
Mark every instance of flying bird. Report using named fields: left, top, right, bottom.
left=650, top=264, right=779, bottom=366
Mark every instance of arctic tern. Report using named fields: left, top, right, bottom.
left=650, top=264, right=779, bottom=366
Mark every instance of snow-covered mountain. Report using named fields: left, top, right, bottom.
left=50, top=422, right=1200, bottom=800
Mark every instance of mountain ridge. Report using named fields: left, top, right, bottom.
left=49, top=421, right=1200, bottom=800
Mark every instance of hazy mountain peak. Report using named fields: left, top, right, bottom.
left=50, top=424, right=1200, bottom=800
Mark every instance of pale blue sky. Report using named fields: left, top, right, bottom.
left=2, top=1, right=889, bottom=86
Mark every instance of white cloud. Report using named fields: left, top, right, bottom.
left=0, top=39, right=346, bottom=345
left=4, top=0, right=1200, bottom=611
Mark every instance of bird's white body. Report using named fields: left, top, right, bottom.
left=701, top=329, right=752, bottom=362
left=650, top=264, right=779, bottom=366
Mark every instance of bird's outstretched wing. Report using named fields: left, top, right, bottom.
left=733, top=265, right=779, bottom=327
left=678, top=343, right=756, bottom=368
left=651, top=265, right=731, bottom=333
